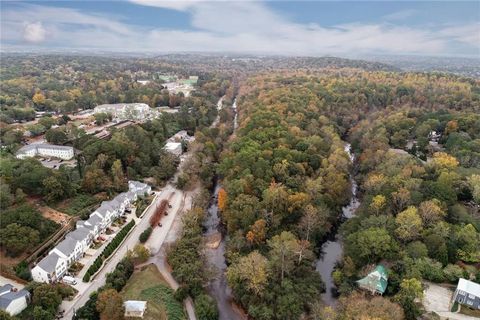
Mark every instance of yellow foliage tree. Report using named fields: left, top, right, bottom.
left=32, top=92, right=46, bottom=106
left=217, top=188, right=227, bottom=211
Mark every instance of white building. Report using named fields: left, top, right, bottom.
left=124, top=300, right=147, bottom=318
left=0, top=284, right=30, bottom=316
left=31, top=252, right=68, bottom=283
left=128, top=180, right=152, bottom=197
left=50, top=237, right=83, bottom=266
left=163, top=142, right=182, bottom=156
left=16, top=144, right=74, bottom=160
left=453, top=278, right=480, bottom=310
left=94, top=103, right=151, bottom=121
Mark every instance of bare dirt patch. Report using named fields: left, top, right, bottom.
left=38, top=206, right=71, bottom=226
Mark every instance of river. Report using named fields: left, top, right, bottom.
left=315, top=143, right=360, bottom=306
left=203, top=97, right=244, bottom=320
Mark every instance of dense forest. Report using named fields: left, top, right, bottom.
left=218, top=70, right=480, bottom=319
left=1, top=54, right=479, bottom=320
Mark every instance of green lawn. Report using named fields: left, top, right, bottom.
left=121, top=264, right=185, bottom=320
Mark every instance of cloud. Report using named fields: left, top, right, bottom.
left=1, top=1, right=478, bottom=57
left=382, top=9, right=418, bottom=21
left=23, top=22, right=46, bottom=43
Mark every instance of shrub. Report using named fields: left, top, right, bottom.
left=83, top=220, right=135, bottom=281
left=195, top=294, right=219, bottom=320
left=139, top=227, right=153, bottom=243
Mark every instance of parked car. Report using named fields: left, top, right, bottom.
left=158, top=222, right=162, bottom=227
left=62, top=275, right=77, bottom=285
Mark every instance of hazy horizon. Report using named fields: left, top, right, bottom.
left=1, top=1, right=479, bottom=58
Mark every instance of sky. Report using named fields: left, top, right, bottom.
left=1, top=1, right=479, bottom=57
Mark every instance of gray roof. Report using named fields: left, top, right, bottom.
left=109, top=196, right=123, bottom=208
left=126, top=191, right=136, bottom=201
left=87, top=214, right=103, bottom=226
left=129, top=180, right=148, bottom=191
left=95, top=202, right=114, bottom=216
left=16, top=143, right=73, bottom=154
left=68, top=228, right=91, bottom=242
left=0, top=289, right=30, bottom=309
left=37, top=252, right=62, bottom=273
left=54, top=237, right=78, bottom=256
left=0, top=284, right=13, bottom=296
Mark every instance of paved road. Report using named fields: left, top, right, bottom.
left=61, top=186, right=179, bottom=319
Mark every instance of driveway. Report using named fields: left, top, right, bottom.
left=424, top=282, right=479, bottom=320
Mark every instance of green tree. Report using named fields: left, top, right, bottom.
left=345, top=227, right=395, bottom=264
left=395, top=278, right=423, bottom=320
left=0, top=223, right=40, bottom=256
left=195, top=294, right=219, bottom=320
left=45, top=128, right=68, bottom=144
left=267, top=231, right=301, bottom=281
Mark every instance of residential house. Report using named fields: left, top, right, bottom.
left=452, top=278, right=480, bottom=310
left=67, top=228, right=92, bottom=253
left=76, top=214, right=102, bottom=238
left=0, top=284, right=30, bottom=316
left=50, top=237, right=82, bottom=265
left=124, top=300, right=147, bottom=318
left=128, top=180, right=151, bottom=197
left=91, top=201, right=116, bottom=229
left=15, top=144, right=74, bottom=160
left=31, top=252, right=67, bottom=283
left=357, top=265, right=388, bottom=295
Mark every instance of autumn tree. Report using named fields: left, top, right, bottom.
left=370, top=195, right=387, bottom=215
left=217, top=187, right=227, bottom=211
left=337, top=292, right=405, bottom=320
left=418, top=199, right=445, bottom=226
left=32, top=92, right=46, bottom=107
left=227, top=251, right=269, bottom=296
left=246, top=219, right=267, bottom=245
left=96, top=289, right=125, bottom=320
left=111, top=159, right=126, bottom=191
left=395, top=206, right=423, bottom=242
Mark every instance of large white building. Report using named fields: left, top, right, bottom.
left=32, top=181, right=148, bottom=283
left=16, top=144, right=74, bottom=160
left=94, top=103, right=151, bottom=121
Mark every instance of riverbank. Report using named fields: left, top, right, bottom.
left=315, top=143, right=360, bottom=306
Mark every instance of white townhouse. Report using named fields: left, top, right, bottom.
left=67, top=228, right=92, bottom=253
left=76, top=214, right=102, bottom=238
left=16, top=144, right=74, bottom=160
left=31, top=252, right=68, bottom=283
left=126, top=190, right=138, bottom=203
left=128, top=180, right=152, bottom=197
left=0, top=284, right=30, bottom=316
left=50, top=237, right=82, bottom=266
left=91, top=201, right=116, bottom=228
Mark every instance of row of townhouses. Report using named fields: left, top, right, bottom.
left=31, top=181, right=151, bottom=283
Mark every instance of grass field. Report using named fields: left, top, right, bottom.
left=121, top=264, right=185, bottom=320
